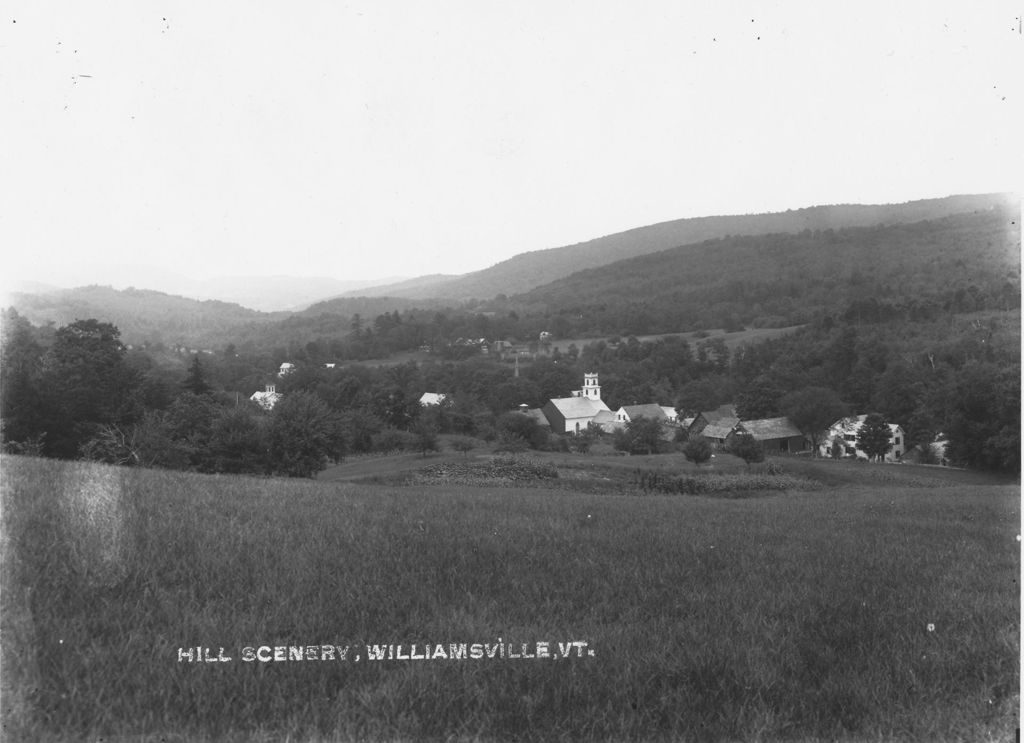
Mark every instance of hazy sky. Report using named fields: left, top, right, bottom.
left=2, top=2, right=1021, bottom=288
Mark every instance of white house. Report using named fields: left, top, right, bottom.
left=822, top=415, right=906, bottom=462
left=419, top=392, right=448, bottom=406
left=250, top=383, right=282, bottom=411
left=278, top=362, right=296, bottom=377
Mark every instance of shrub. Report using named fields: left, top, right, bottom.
left=682, top=435, right=713, bottom=465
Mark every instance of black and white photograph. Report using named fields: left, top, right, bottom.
left=1, top=2, right=1020, bottom=741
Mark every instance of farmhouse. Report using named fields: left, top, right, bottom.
left=822, top=415, right=906, bottom=462
left=250, top=383, right=281, bottom=411
left=278, top=362, right=295, bottom=377
left=728, top=417, right=808, bottom=453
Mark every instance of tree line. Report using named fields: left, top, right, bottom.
left=2, top=302, right=1019, bottom=475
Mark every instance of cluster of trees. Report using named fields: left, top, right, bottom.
left=3, top=292, right=1019, bottom=475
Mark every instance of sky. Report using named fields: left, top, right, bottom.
left=2, top=2, right=1021, bottom=290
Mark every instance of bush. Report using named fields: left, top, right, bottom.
left=727, top=433, right=764, bottom=467
left=682, top=436, right=713, bottom=465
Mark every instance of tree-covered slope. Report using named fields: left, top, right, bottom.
left=357, top=193, right=1017, bottom=300
left=7, top=286, right=279, bottom=348
left=511, top=203, right=1020, bottom=335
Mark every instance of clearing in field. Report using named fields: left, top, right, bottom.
left=1, top=453, right=1018, bottom=741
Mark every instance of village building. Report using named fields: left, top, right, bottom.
left=250, top=383, right=282, bottom=411
left=688, top=404, right=739, bottom=438
left=540, top=372, right=611, bottom=434
left=700, top=421, right=737, bottom=447
left=615, top=404, right=670, bottom=425
left=278, top=362, right=295, bottom=377
left=591, top=409, right=619, bottom=433
left=728, top=417, right=808, bottom=453
left=419, top=392, right=448, bottom=406
left=821, top=415, right=906, bottom=462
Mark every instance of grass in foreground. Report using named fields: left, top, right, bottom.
left=1, top=454, right=1018, bottom=741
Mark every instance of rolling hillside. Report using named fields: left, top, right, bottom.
left=511, top=203, right=1020, bottom=335
left=7, top=286, right=279, bottom=348
left=348, top=193, right=1017, bottom=300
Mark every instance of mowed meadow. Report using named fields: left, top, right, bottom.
left=0, top=454, right=1018, bottom=742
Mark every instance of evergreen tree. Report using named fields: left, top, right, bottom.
left=856, top=413, right=893, bottom=462
left=182, top=356, right=211, bottom=395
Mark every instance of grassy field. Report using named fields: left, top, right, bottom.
left=1, top=454, right=1018, bottom=741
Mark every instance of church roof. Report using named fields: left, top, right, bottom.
left=547, top=396, right=608, bottom=419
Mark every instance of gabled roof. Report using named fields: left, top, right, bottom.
left=620, top=404, right=668, bottom=421
left=660, top=406, right=678, bottom=420
left=546, top=396, right=608, bottom=419
left=592, top=409, right=616, bottom=424
left=701, top=404, right=738, bottom=424
left=250, top=390, right=281, bottom=410
left=419, top=392, right=448, bottom=406
left=701, top=422, right=736, bottom=440
left=735, top=417, right=804, bottom=441
left=829, top=415, right=904, bottom=434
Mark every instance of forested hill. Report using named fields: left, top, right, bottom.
left=350, top=193, right=1017, bottom=300
left=511, top=202, right=1020, bottom=336
left=7, top=286, right=279, bottom=348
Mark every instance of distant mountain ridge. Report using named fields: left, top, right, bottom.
left=350, top=193, right=1017, bottom=300
left=5, top=192, right=1017, bottom=348
left=8, top=286, right=277, bottom=347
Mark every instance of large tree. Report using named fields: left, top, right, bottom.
left=779, top=386, right=848, bottom=456
left=856, top=413, right=893, bottom=462
left=182, top=356, right=212, bottom=395
left=36, top=319, right=141, bottom=458
left=0, top=309, right=45, bottom=451
left=613, top=416, right=665, bottom=455
left=268, top=391, right=345, bottom=477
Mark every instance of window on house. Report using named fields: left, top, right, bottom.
left=844, top=434, right=856, bottom=442
left=894, top=436, right=901, bottom=445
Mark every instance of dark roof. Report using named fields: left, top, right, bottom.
left=701, top=404, right=738, bottom=424
left=735, top=417, right=804, bottom=441
left=620, top=404, right=668, bottom=421
left=701, top=422, right=737, bottom=440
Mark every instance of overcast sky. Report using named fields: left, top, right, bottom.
left=2, top=2, right=1020, bottom=289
